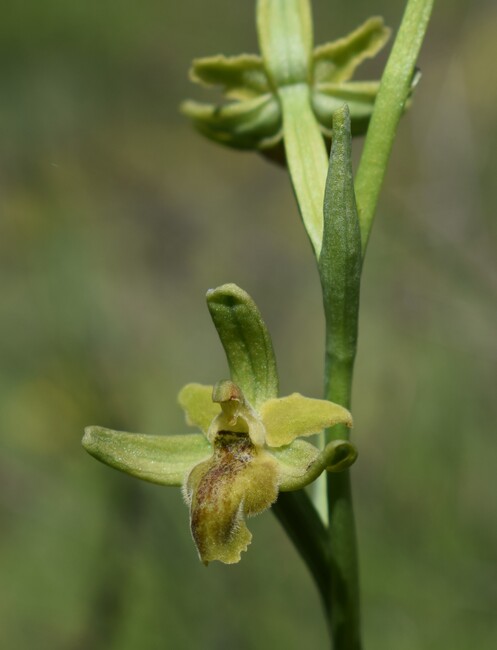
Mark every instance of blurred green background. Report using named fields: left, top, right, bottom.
left=1, top=0, right=496, bottom=648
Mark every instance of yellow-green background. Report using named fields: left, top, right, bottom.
left=1, top=1, right=496, bottom=648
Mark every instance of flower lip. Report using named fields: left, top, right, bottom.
left=186, top=427, right=278, bottom=564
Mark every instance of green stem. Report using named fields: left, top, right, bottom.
left=325, top=359, right=360, bottom=650
left=355, top=0, right=435, bottom=252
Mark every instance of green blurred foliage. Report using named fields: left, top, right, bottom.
left=1, top=1, right=496, bottom=648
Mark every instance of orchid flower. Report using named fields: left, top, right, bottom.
left=82, top=284, right=357, bottom=564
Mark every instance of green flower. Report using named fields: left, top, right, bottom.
left=83, top=379, right=354, bottom=564
left=182, top=11, right=391, bottom=153
left=82, top=283, right=357, bottom=564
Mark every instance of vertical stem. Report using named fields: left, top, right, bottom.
left=325, top=357, right=360, bottom=650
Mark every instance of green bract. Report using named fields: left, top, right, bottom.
left=82, top=284, right=357, bottom=564
left=182, top=13, right=390, bottom=152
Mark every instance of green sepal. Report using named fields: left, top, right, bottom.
left=206, top=284, right=278, bottom=409
left=82, top=427, right=211, bottom=486
left=189, top=54, right=269, bottom=100
left=313, top=75, right=418, bottom=139
left=177, top=383, right=219, bottom=434
left=312, top=81, right=380, bottom=137
left=275, top=438, right=358, bottom=491
left=313, top=17, right=391, bottom=84
left=181, top=95, right=281, bottom=150
left=319, top=105, right=362, bottom=368
left=260, top=393, right=352, bottom=447
left=257, top=0, right=313, bottom=87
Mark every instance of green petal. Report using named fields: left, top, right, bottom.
left=190, top=54, right=269, bottom=100
left=206, top=284, right=279, bottom=409
left=275, top=439, right=358, bottom=491
left=181, top=94, right=281, bottom=150
left=82, top=427, right=211, bottom=486
left=185, top=433, right=279, bottom=564
left=178, top=383, right=219, bottom=434
left=260, top=393, right=352, bottom=447
left=313, top=17, right=391, bottom=84
left=312, top=81, right=380, bottom=137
